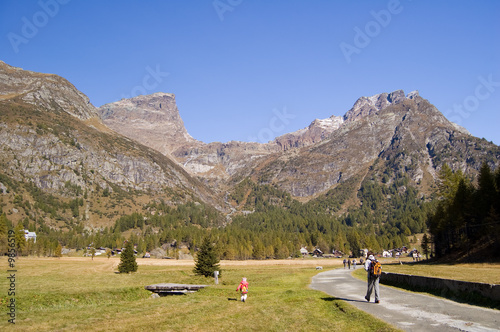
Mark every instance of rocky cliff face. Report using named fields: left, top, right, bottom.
left=99, top=93, right=200, bottom=156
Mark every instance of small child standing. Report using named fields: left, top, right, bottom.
left=236, top=277, right=249, bottom=302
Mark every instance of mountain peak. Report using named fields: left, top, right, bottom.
left=115, top=92, right=176, bottom=105
left=0, top=61, right=98, bottom=120
left=274, top=90, right=418, bottom=151
left=344, top=90, right=417, bottom=123
left=98, top=92, right=198, bottom=156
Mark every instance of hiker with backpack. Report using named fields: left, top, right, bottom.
left=236, top=277, right=249, bottom=302
left=364, top=253, right=381, bottom=303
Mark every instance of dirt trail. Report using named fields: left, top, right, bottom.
left=310, top=268, right=499, bottom=332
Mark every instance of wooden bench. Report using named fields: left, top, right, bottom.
left=145, top=283, right=208, bottom=295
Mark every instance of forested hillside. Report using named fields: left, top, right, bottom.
left=0, top=168, right=433, bottom=259
left=429, top=163, right=500, bottom=260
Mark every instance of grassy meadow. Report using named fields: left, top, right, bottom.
left=0, top=257, right=399, bottom=332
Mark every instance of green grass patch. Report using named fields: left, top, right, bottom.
left=0, top=257, right=399, bottom=331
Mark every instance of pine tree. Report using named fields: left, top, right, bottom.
left=55, top=243, right=63, bottom=258
left=193, top=236, right=221, bottom=277
left=118, top=241, right=138, bottom=273
left=14, top=223, right=26, bottom=256
left=421, top=233, right=430, bottom=260
left=252, top=240, right=265, bottom=260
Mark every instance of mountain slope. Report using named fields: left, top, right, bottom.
left=0, top=62, right=223, bottom=229
left=0, top=60, right=97, bottom=120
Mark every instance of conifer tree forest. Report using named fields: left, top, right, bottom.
left=0, top=163, right=498, bottom=261
left=428, top=163, right=500, bottom=258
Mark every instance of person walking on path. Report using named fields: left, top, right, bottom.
left=236, top=277, right=249, bottom=302
left=352, top=258, right=357, bottom=269
left=343, top=259, right=347, bottom=269
left=347, top=259, right=351, bottom=269
left=364, top=254, right=380, bottom=303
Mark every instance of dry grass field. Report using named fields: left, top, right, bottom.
left=0, top=257, right=398, bottom=332
left=3, top=256, right=496, bottom=331
left=381, top=262, right=500, bottom=285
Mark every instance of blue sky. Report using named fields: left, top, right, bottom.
left=1, top=1, right=499, bottom=145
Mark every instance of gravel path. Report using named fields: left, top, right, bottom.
left=310, top=267, right=500, bottom=332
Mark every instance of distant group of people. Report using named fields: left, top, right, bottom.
left=342, top=258, right=358, bottom=269
left=412, top=251, right=422, bottom=262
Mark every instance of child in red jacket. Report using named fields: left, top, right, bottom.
left=236, top=277, right=249, bottom=302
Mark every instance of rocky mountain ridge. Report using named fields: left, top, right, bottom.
left=99, top=87, right=484, bottom=200
left=1, top=61, right=499, bottom=229
left=98, top=89, right=417, bottom=179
